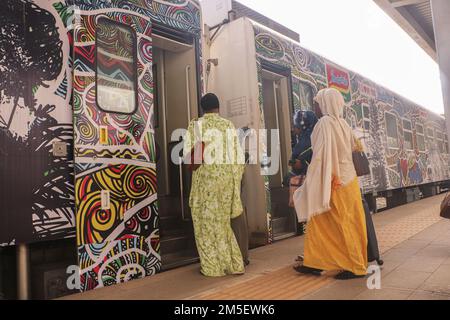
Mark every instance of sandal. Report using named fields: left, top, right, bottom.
left=294, top=265, right=323, bottom=276
left=334, top=271, right=366, bottom=280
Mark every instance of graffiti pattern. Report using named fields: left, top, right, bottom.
left=0, top=0, right=74, bottom=244
left=0, top=0, right=202, bottom=292
left=252, top=22, right=449, bottom=194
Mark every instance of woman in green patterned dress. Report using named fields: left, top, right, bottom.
left=183, top=93, right=246, bottom=277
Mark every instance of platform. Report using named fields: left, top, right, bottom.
left=61, top=194, right=450, bottom=300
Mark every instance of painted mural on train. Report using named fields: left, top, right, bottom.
left=0, top=0, right=74, bottom=246
left=252, top=23, right=449, bottom=193
left=0, top=0, right=202, bottom=290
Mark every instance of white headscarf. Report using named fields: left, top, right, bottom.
left=293, top=88, right=357, bottom=222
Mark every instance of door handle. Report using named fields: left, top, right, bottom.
left=186, top=65, right=191, bottom=125
left=179, top=156, right=189, bottom=221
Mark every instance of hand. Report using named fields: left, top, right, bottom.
left=289, top=160, right=302, bottom=170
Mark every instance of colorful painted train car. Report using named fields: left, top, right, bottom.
left=0, top=0, right=204, bottom=296
left=206, top=17, right=450, bottom=246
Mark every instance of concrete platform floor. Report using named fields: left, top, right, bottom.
left=62, top=194, right=450, bottom=300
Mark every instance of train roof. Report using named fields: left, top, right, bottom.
left=244, top=17, right=445, bottom=122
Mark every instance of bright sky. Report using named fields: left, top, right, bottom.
left=236, top=0, right=444, bottom=114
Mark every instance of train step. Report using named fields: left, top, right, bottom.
left=161, top=250, right=199, bottom=271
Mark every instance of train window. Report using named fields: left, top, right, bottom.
left=416, top=124, right=424, bottom=135
left=404, top=132, right=413, bottom=150
left=417, top=135, right=426, bottom=152
left=96, top=18, right=137, bottom=114
left=299, top=81, right=315, bottom=110
left=415, top=124, right=426, bottom=152
left=362, top=104, right=371, bottom=132
left=403, top=119, right=413, bottom=150
left=385, top=112, right=399, bottom=148
left=363, top=105, right=370, bottom=119
left=403, top=120, right=412, bottom=131
left=445, top=135, right=449, bottom=153
left=353, top=105, right=363, bottom=120
left=436, top=131, right=445, bottom=153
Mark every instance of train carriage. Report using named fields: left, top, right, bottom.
left=206, top=17, right=450, bottom=247
left=0, top=0, right=204, bottom=294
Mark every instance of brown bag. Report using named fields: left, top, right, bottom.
left=440, top=193, right=450, bottom=219
left=352, top=151, right=370, bottom=177
left=185, top=141, right=205, bottom=172
left=184, top=120, right=204, bottom=172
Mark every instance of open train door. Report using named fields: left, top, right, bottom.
left=73, top=7, right=159, bottom=291
left=151, top=28, right=201, bottom=270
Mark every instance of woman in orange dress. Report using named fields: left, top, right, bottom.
left=293, top=88, right=368, bottom=280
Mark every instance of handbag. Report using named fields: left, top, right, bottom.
left=185, top=120, right=205, bottom=172
left=352, top=151, right=370, bottom=177
left=440, top=193, right=450, bottom=219
left=187, top=141, right=205, bottom=172
left=352, top=134, right=370, bottom=177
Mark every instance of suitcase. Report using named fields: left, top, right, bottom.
left=362, top=198, right=384, bottom=266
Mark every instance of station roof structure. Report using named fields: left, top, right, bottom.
left=373, top=0, right=436, bottom=61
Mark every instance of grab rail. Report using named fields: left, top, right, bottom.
left=186, top=65, right=192, bottom=125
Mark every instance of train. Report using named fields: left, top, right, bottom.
left=0, top=0, right=448, bottom=299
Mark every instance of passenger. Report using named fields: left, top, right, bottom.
left=291, top=110, right=318, bottom=176
left=284, top=110, right=318, bottom=187
left=293, top=88, right=368, bottom=280
left=183, top=93, right=246, bottom=277
left=286, top=110, right=318, bottom=263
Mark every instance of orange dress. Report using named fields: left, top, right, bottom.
left=303, top=177, right=368, bottom=275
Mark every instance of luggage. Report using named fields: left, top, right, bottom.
left=362, top=198, right=383, bottom=266
left=231, top=209, right=249, bottom=265
left=353, top=151, right=370, bottom=177
left=440, top=193, right=450, bottom=219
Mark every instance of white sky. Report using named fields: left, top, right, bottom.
left=234, top=0, right=445, bottom=114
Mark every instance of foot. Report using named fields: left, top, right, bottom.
left=244, top=259, right=250, bottom=267
left=294, top=265, right=323, bottom=276
left=334, top=271, right=366, bottom=280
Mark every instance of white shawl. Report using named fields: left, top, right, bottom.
left=293, top=88, right=357, bottom=222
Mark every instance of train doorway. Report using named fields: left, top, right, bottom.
left=152, top=31, right=200, bottom=270
left=261, top=66, right=297, bottom=240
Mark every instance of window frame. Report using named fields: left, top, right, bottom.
left=95, top=17, right=139, bottom=115
left=384, top=111, right=400, bottom=149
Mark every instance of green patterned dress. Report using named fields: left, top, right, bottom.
left=184, top=113, right=245, bottom=277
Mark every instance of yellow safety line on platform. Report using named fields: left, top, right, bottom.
left=191, top=202, right=443, bottom=300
